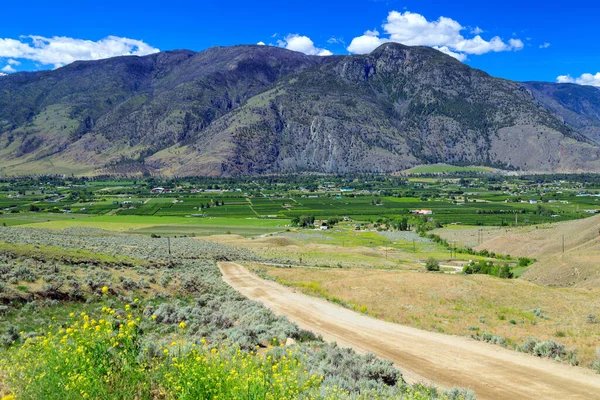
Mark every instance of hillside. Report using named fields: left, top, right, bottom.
left=525, top=81, right=600, bottom=144
left=436, top=214, right=600, bottom=287
left=2, top=43, right=600, bottom=176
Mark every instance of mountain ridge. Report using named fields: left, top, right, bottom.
left=1, top=43, right=600, bottom=176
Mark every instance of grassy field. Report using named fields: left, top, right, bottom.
left=205, top=223, right=501, bottom=269
left=0, top=212, right=90, bottom=226
left=400, top=164, right=499, bottom=174
left=255, top=265, right=600, bottom=367
left=14, top=215, right=290, bottom=237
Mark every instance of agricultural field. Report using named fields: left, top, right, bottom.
left=399, top=164, right=499, bottom=174
left=3, top=174, right=600, bottom=230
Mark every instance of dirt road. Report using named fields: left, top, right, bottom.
left=219, top=262, right=600, bottom=400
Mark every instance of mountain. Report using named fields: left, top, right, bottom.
left=524, top=81, right=600, bottom=144
left=1, top=43, right=600, bottom=176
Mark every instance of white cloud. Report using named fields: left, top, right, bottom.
left=257, top=41, right=266, bottom=46
left=557, top=72, right=600, bottom=87
left=347, top=29, right=389, bottom=54
left=433, top=46, right=467, bottom=61
left=277, top=34, right=332, bottom=56
left=508, top=38, right=524, bottom=50
left=7, top=59, right=20, bottom=66
left=347, top=11, right=524, bottom=61
left=327, top=36, right=345, bottom=45
left=471, top=27, right=484, bottom=35
left=1, top=65, right=16, bottom=73
left=0, top=72, right=7, bottom=77
left=539, top=42, right=551, bottom=49
left=0, top=35, right=159, bottom=69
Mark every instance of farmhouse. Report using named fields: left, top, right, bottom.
left=314, top=220, right=329, bottom=230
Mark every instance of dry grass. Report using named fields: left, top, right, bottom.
left=204, top=234, right=420, bottom=269
left=434, top=214, right=600, bottom=287
left=258, top=265, right=600, bottom=367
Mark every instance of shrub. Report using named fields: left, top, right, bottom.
left=593, top=348, right=600, bottom=374
left=425, top=257, right=440, bottom=272
left=567, top=349, right=579, bottom=366
left=1, top=324, right=20, bottom=346
left=480, top=332, right=507, bottom=347
left=518, top=257, right=533, bottom=267
left=0, top=309, right=323, bottom=400
left=533, top=340, right=566, bottom=359
left=518, top=337, right=537, bottom=354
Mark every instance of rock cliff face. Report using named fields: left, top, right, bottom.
left=1, top=43, right=600, bottom=176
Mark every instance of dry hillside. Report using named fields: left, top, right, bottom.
left=436, top=215, right=600, bottom=287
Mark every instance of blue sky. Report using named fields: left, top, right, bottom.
left=1, top=0, right=599, bottom=85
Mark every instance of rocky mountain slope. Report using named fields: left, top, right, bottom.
left=525, top=81, right=600, bottom=144
left=1, top=43, right=600, bottom=176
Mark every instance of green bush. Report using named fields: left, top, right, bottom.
left=425, top=257, right=440, bottom=272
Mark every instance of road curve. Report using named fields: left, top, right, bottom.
left=219, top=262, right=600, bottom=400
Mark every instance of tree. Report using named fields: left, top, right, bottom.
left=398, top=217, right=409, bottom=231
left=498, top=264, right=513, bottom=279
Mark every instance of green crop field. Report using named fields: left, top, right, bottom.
left=2, top=173, right=600, bottom=235
left=402, top=164, right=498, bottom=174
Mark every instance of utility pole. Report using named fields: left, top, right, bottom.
left=562, top=235, right=565, bottom=254
left=413, top=239, right=416, bottom=253
left=515, top=213, right=518, bottom=227
left=168, top=237, right=171, bottom=256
